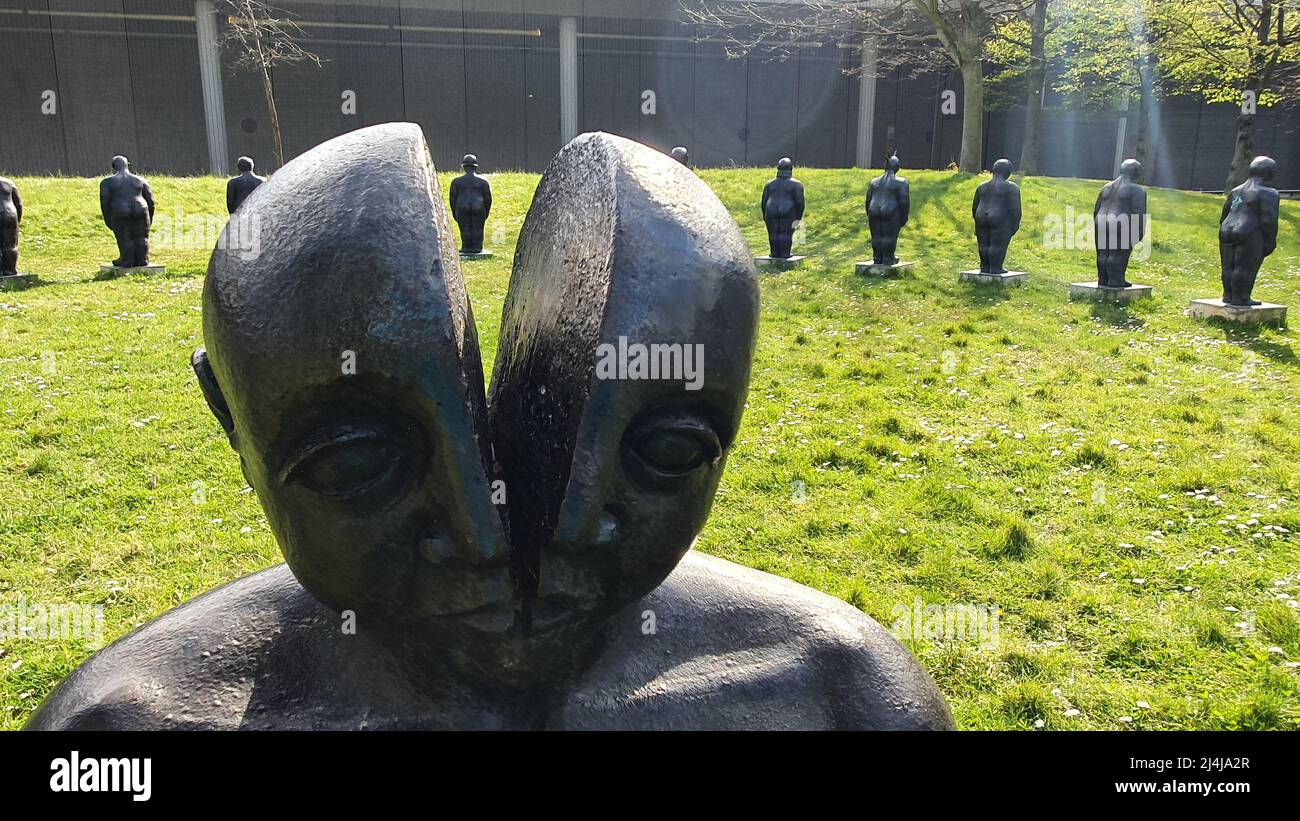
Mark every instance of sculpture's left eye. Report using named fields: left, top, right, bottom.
left=626, top=416, right=721, bottom=485
left=284, top=429, right=401, bottom=497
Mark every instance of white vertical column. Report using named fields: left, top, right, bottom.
left=195, top=0, right=229, bottom=175
left=855, top=36, right=878, bottom=169
left=559, top=16, right=578, bottom=144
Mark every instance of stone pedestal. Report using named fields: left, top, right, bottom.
left=755, top=255, right=805, bottom=270
left=960, top=270, right=1026, bottom=287
left=460, top=251, right=493, bottom=260
left=1069, top=282, right=1152, bottom=303
left=855, top=261, right=913, bottom=277
left=99, top=264, right=166, bottom=277
left=1188, top=298, right=1286, bottom=327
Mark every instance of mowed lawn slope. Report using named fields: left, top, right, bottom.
left=1, top=166, right=1298, bottom=730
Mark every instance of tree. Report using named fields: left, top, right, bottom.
left=987, top=0, right=1157, bottom=179
left=684, top=1, right=1032, bottom=173
left=984, top=0, right=1055, bottom=174
left=218, top=0, right=323, bottom=169
left=1150, top=0, right=1300, bottom=188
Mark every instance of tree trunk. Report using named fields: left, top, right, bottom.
left=1019, top=0, right=1048, bottom=176
left=262, top=63, right=284, bottom=169
left=1132, top=93, right=1149, bottom=180
left=959, top=58, right=984, bottom=173
left=1226, top=108, right=1255, bottom=190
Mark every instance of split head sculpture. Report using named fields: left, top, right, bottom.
left=449, top=153, right=492, bottom=254
left=99, top=155, right=155, bottom=268
left=1092, top=159, right=1147, bottom=288
left=761, top=157, right=805, bottom=259
left=972, top=158, right=1021, bottom=274
left=1219, top=156, right=1279, bottom=306
left=27, top=125, right=952, bottom=730
left=865, top=153, right=910, bottom=266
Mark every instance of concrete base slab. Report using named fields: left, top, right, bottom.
left=855, top=261, right=913, bottom=277
left=960, top=270, right=1027, bottom=286
left=0, top=274, right=37, bottom=286
left=755, top=255, right=805, bottom=270
left=1070, top=282, right=1152, bottom=303
left=1188, top=298, right=1286, bottom=326
left=99, top=264, right=165, bottom=276
left=459, top=251, right=493, bottom=260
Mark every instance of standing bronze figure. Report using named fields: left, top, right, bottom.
left=865, top=154, right=910, bottom=266
left=1219, top=156, right=1279, bottom=306
left=100, top=156, right=155, bottom=268
left=226, top=156, right=266, bottom=214
left=1093, top=160, right=1148, bottom=288
left=449, top=153, right=492, bottom=255
left=0, top=177, right=20, bottom=276
left=761, top=157, right=805, bottom=259
left=972, top=159, right=1021, bottom=274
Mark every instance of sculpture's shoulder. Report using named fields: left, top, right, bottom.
left=24, top=565, right=329, bottom=730
left=557, top=552, right=954, bottom=730
left=0, top=176, right=13, bottom=193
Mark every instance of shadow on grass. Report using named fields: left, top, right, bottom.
left=0, top=274, right=50, bottom=292
left=1211, top=325, right=1298, bottom=364
left=951, top=279, right=1015, bottom=305
left=1089, top=301, right=1146, bottom=329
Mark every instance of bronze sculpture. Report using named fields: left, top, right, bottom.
left=761, top=157, right=805, bottom=260
left=26, top=125, right=952, bottom=730
left=865, top=154, right=910, bottom=266
left=226, top=156, right=265, bottom=214
left=449, top=153, right=492, bottom=256
left=972, top=159, right=1021, bottom=274
left=99, top=156, right=155, bottom=269
left=1219, top=156, right=1279, bottom=306
left=1093, top=160, right=1147, bottom=288
left=670, top=146, right=689, bottom=166
left=0, top=176, right=19, bottom=276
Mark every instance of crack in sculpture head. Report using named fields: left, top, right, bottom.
left=488, top=133, right=759, bottom=647
left=194, top=124, right=759, bottom=680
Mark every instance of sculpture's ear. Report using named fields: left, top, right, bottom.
left=191, top=347, right=235, bottom=440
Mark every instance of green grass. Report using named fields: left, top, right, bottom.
left=2, top=166, right=1299, bottom=730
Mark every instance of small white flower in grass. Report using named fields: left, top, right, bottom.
left=1136, top=701, right=1151, bottom=709
left=1117, top=716, right=1133, bottom=723
left=1131, top=578, right=1145, bottom=585
left=240, top=526, right=252, bottom=534
left=1064, top=709, right=1080, bottom=717
left=1267, top=646, right=1284, bottom=655
left=1034, top=718, right=1045, bottom=728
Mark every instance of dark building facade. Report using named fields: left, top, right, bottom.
left=1, top=0, right=1296, bottom=189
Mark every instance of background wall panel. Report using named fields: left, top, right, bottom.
left=0, top=1, right=67, bottom=173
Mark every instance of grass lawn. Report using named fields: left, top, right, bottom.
left=2, top=165, right=1299, bottom=730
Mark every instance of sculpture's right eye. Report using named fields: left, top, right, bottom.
left=283, top=429, right=401, bottom=498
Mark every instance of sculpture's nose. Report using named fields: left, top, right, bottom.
left=416, top=518, right=508, bottom=566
